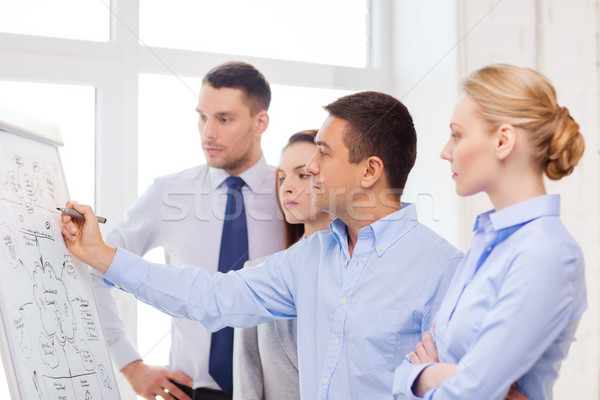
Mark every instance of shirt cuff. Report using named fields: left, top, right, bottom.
left=393, top=361, right=435, bottom=400
left=104, top=247, right=147, bottom=292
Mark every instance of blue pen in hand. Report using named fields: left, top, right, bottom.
left=57, top=207, right=107, bottom=224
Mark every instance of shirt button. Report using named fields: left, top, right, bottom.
left=341, top=298, right=347, bottom=305
left=345, top=260, right=349, bottom=266
left=114, top=284, right=120, bottom=289
left=378, top=246, right=384, bottom=251
left=322, top=378, right=329, bottom=384
left=333, top=338, right=339, bottom=345
left=487, top=247, right=492, bottom=252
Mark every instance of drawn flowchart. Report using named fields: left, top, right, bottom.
left=0, top=129, right=119, bottom=400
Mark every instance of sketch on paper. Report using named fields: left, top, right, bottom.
left=0, top=130, right=119, bottom=399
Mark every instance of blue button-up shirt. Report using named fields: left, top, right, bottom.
left=104, top=203, right=463, bottom=399
left=393, top=195, right=587, bottom=400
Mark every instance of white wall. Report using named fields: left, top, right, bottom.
left=391, top=0, right=461, bottom=246
left=458, top=1, right=600, bottom=398
left=392, top=0, right=600, bottom=398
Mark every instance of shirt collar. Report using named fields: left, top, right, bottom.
left=208, top=156, right=271, bottom=193
left=330, top=203, right=419, bottom=257
left=473, top=194, right=560, bottom=232
left=329, top=218, right=349, bottom=254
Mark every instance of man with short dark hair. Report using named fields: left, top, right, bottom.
left=203, top=62, right=272, bottom=114
left=92, top=61, right=285, bottom=400
left=323, top=91, right=416, bottom=190
left=66, top=91, right=463, bottom=399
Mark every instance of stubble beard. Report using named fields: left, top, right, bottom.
left=206, top=147, right=254, bottom=174
left=312, top=191, right=330, bottom=214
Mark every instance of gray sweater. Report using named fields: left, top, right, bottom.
left=232, top=257, right=300, bottom=400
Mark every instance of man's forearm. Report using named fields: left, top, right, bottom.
left=88, top=245, right=117, bottom=274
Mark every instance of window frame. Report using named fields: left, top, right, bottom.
left=0, top=0, right=393, bottom=218
left=0, top=1, right=393, bottom=398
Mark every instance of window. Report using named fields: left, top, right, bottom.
left=0, top=0, right=109, bottom=41
left=0, top=2, right=383, bottom=399
left=0, top=81, right=96, bottom=206
left=266, top=84, right=354, bottom=162
left=140, top=0, right=369, bottom=67
left=138, top=74, right=203, bottom=193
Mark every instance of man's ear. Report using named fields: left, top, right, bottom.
left=495, top=123, right=517, bottom=161
left=254, top=110, right=269, bottom=137
left=361, top=156, right=384, bottom=189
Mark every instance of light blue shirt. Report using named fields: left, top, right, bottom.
left=104, top=203, right=463, bottom=399
left=393, top=195, right=587, bottom=400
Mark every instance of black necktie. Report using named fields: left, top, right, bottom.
left=209, top=176, right=248, bottom=394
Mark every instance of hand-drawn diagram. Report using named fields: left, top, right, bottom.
left=10, top=305, right=32, bottom=363
left=0, top=130, right=119, bottom=399
left=1, top=223, right=18, bottom=266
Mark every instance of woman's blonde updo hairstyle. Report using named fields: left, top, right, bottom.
left=462, top=64, right=584, bottom=180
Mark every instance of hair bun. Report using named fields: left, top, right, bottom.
left=545, top=106, right=585, bottom=180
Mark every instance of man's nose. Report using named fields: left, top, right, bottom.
left=200, top=118, right=217, bottom=140
left=305, top=150, right=319, bottom=175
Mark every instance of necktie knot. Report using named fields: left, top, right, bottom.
left=225, top=176, right=245, bottom=191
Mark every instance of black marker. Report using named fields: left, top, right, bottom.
left=56, top=207, right=107, bottom=224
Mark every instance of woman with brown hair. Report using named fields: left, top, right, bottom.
left=233, top=129, right=332, bottom=400
left=394, top=64, right=586, bottom=399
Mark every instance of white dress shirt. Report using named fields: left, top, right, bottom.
left=92, top=156, right=285, bottom=390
